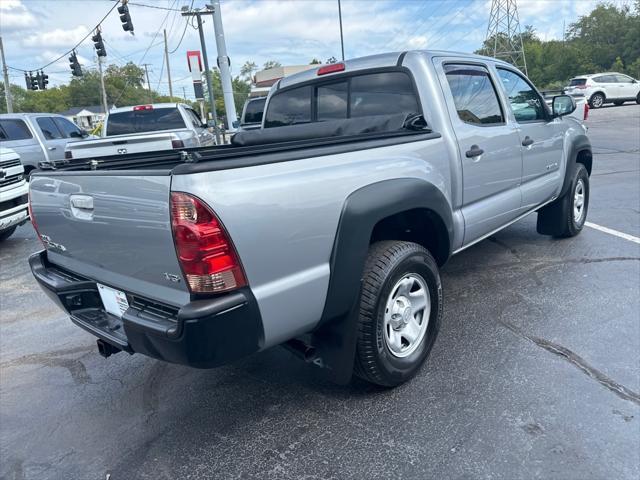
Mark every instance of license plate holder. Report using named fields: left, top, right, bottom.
left=97, top=283, right=130, bottom=318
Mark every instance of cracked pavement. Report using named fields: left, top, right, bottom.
left=1, top=104, right=639, bottom=479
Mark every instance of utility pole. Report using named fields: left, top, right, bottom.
left=182, top=86, right=187, bottom=102
left=97, top=55, right=108, bottom=116
left=182, top=7, right=221, bottom=143
left=211, top=1, right=238, bottom=130
left=0, top=36, right=13, bottom=113
left=142, top=63, right=152, bottom=102
left=163, top=29, right=173, bottom=99
left=337, top=0, right=345, bottom=62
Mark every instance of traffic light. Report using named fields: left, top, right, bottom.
left=37, top=70, right=49, bottom=90
left=69, top=51, right=82, bottom=77
left=118, top=1, right=134, bottom=34
left=92, top=30, right=107, bottom=57
left=27, top=72, right=38, bottom=91
left=24, top=72, right=31, bottom=90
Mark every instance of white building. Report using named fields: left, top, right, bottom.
left=59, top=105, right=111, bottom=129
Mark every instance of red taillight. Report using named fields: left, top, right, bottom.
left=583, top=103, right=589, bottom=121
left=171, top=139, right=185, bottom=149
left=170, top=192, right=246, bottom=293
left=317, top=63, right=345, bottom=76
left=28, top=193, right=43, bottom=245
left=133, top=105, right=153, bottom=111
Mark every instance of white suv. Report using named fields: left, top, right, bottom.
left=566, top=72, right=640, bottom=109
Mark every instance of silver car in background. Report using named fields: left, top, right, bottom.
left=0, top=113, right=90, bottom=175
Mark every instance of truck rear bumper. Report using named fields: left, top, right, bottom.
left=29, top=250, right=264, bottom=368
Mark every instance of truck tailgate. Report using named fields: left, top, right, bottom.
left=29, top=172, right=190, bottom=306
left=67, top=132, right=180, bottom=159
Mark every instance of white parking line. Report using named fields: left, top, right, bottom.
left=585, top=222, right=640, bottom=245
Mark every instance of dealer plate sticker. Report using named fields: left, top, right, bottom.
left=97, top=284, right=129, bottom=318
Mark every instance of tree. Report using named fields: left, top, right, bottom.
left=240, top=61, right=258, bottom=82
left=326, top=56, right=338, bottom=64
left=262, top=60, right=282, bottom=70
left=309, top=58, right=322, bottom=64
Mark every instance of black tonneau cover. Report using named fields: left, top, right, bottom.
left=41, top=114, right=431, bottom=172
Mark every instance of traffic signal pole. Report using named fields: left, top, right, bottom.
left=0, top=36, right=13, bottom=113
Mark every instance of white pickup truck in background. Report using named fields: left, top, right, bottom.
left=0, top=147, right=29, bottom=242
left=64, top=103, right=215, bottom=161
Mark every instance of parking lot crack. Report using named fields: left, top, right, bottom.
left=498, top=317, right=640, bottom=407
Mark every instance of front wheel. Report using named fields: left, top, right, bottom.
left=537, top=163, right=590, bottom=237
left=589, top=93, right=605, bottom=108
left=354, top=241, right=442, bottom=387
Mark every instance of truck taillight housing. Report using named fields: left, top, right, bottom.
left=170, top=192, right=247, bottom=294
left=583, top=103, right=589, bottom=121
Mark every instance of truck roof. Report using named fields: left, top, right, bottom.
left=277, top=50, right=512, bottom=89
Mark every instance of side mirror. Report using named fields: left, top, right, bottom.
left=70, top=129, right=89, bottom=138
left=206, top=120, right=217, bottom=128
left=552, top=95, right=576, bottom=117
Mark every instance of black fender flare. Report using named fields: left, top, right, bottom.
left=560, top=134, right=592, bottom=198
left=311, top=178, right=453, bottom=383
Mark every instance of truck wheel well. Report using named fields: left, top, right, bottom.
left=576, top=149, right=592, bottom=176
left=370, top=208, right=449, bottom=266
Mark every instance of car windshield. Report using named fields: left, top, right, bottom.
left=106, top=108, right=186, bottom=136
left=569, top=78, right=586, bottom=86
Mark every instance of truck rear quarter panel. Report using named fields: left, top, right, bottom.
left=172, top=137, right=452, bottom=347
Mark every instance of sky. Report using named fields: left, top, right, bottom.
left=0, top=0, right=633, bottom=101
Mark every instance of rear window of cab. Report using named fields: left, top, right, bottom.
left=263, top=71, right=421, bottom=128
left=569, top=78, right=587, bottom=86
left=106, top=108, right=186, bottom=136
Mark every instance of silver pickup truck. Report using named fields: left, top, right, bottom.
left=29, top=51, right=592, bottom=387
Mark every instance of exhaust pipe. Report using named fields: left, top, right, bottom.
left=96, top=339, right=122, bottom=358
left=283, top=338, right=318, bottom=363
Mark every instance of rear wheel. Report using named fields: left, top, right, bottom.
left=636, top=93, right=640, bottom=105
left=0, top=226, right=17, bottom=242
left=589, top=93, right=605, bottom=108
left=537, top=163, right=589, bottom=238
left=354, top=241, right=442, bottom=387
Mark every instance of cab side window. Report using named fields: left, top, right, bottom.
left=444, top=64, right=504, bottom=125
left=496, top=68, right=547, bottom=123
left=36, top=117, right=64, bottom=140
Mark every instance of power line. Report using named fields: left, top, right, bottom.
left=168, top=0, right=195, bottom=54
left=7, top=2, right=119, bottom=73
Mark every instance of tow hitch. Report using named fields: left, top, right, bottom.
left=96, top=339, right=122, bottom=358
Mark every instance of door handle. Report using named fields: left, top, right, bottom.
left=522, top=136, right=534, bottom=147
left=48, top=146, right=56, bottom=151
left=465, top=145, right=484, bottom=158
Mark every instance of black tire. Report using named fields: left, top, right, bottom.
left=354, top=241, right=442, bottom=387
left=636, top=93, right=640, bottom=105
left=589, top=92, right=605, bottom=109
left=613, top=100, right=624, bottom=106
left=536, top=163, right=589, bottom=238
left=0, top=226, right=17, bottom=242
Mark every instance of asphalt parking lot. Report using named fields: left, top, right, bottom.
left=1, top=104, right=639, bottom=480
